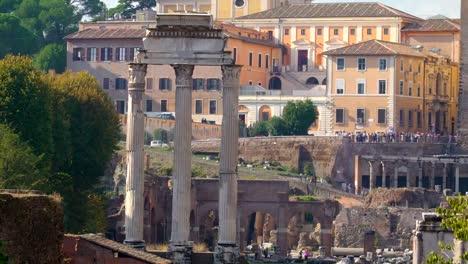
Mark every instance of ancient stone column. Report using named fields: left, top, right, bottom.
left=254, top=212, right=264, bottom=245
left=418, top=161, right=423, bottom=188
left=124, top=63, right=148, bottom=249
left=381, top=161, right=386, bottom=188
left=215, top=65, right=241, bottom=264
left=455, top=164, right=460, bottom=194
left=412, top=231, right=423, bottom=264
left=394, top=164, right=399, bottom=188
left=369, top=161, right=374, bottom=191
left=169, top=64, right=194, bottom=264
left=443, top=163, right=448, bottom=190
left=431, top=162, right=436, bottom=190
left=407, top=169, right=411, bottom=188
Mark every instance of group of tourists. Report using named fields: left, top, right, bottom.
left=334, top=130, right=456, bottom=144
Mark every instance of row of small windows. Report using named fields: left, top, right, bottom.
left=400, top=60, right=422, bottom=73
left=335, top=79, right=387, bottom=95
left=284, top=27, right=389, bottom=36
left=103, top=78, right=221, bottom=91
left=336, top=57, right=387, bottom=71
left=399, top=110, right=424, bottom=128
left=399, top=81, right=421, bottom=97
left=116, top=99, right=218, bottom=115
left=335, top=108, right=387, bottom=125
left=73, top=47, right=140, bottom=62
left=247, top=51, right=270, bottom=68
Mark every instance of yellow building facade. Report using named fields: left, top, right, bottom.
left=324, top=39, right=458, bottom=135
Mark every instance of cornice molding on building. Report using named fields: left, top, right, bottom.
left=234, top=17, right=404, bottom=25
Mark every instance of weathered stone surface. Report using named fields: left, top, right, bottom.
left=364, top=188, right=443, bottom=208
left=0, top=191, right=63, bottom=263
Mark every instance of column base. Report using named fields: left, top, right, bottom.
left=169, top=241, right=193, bottom=264
left=214, top=243, right=240, bottom=264
left=123, top=240, right=146, bottom=250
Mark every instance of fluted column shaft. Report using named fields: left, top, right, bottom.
left=218, top=65, right=241, bottom=245
left=125, top=63, right=147, bottom=248
left=381, top=161, right=386, bottom=188
left=170, top=64, right=195, bottom=244
left=418, top=162, right=423, bottom=188
left=369, top=161, right=374, bottom=191
left=394, top=165, right=399, bottom=188
left=455, top=164, right=460, bottom=194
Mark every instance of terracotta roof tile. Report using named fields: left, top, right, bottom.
left=235, top=2, right=421, bottom=20
left=80, top=234, right=171, bottom=264
left=64, top=28, right=146, bottom=40
left=402, top=19, right=460, bottom=32
left=323, top=39, right=427, bottom=57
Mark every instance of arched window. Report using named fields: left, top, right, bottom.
left=322, top=78, right=327, bottom=85
left=268, top=77, right=282, bottom=90
left=306, top=77, right=319, bottom=86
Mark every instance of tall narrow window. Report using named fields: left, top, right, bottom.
left=103, top=78, right=110, bottom=89
left=417, top=111, right=422, bottom=128
left=399, top=80, right=404, bottom=95
left=116, top=48, right=126, bottom=61
left=284, top=28, right=289, bottom=35
left=146, top=78, right=153, bottom=90
left=333, top=28, right=339, bottom=35
left=317, top=28, right=322, bottom=35
left=399, top=109, right=405, bottom=127
left=87, top=47, right=97, bottom=61
left=350, top=28, right=356, bottom=35
left=115, top=78, right=127, bottom=90
left=337, top=58, right=345, bottom=71
left=116, top=100, right=125, bottom=114
left=378, top=109, right=386, bottom=124
left=258, top=54, right=262, bottom=68
left=408, top=84, right=413, bottom=96
left=160, top=100, right=167, bottom=112
left=336, top=79, right=345, bottom=94
left=357, top=109, right=365, bottom=124
left=358, top=58, right=366, bottom=71
left=265, top=54, right=270, bottom=69
left=100, top=48, right=113, bottom=61
left=400, top=59, right=404, bottom=71
left=408, top=110, right=413, bottom=127
left=249, top=52, right=253, bottom=66
left=383, top=28, right=389, bottom=35
left=378, top=80, right=387, bottom=94
left=209, top=100, right=217, bottom=114
left=146, top=100, right=153, bottom=112
left=379, top=58, right=387, bottom=71
left=73, top=48, right=84, bottom=61
left=336, top=109, right=344, bottom=124
left=195, top=100, right=203, bottom=114
left=232, top=47, right=237, bottom=64
left=300, top=29, right=306, bottom=35
left=357, top=79, right=366, bottom=94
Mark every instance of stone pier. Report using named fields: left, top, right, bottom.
left=169, top=64, right=195, bottom=263
left=215, top=65, right=241, bottom=264
left=124, top=63, right=148, bottom=249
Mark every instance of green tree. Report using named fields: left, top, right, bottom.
left=83, top=194, right=107, bottom=233
left=0, top=0, right=21, bottom=12
left=38, top=0, right=80, bottom=44
left=0, top=123, right=44, bottom=189
left=282, top=99, right=317, bottom=135
left=268, top=116, right=287, bottom=136
left=33, top=44, right=67, bottom=73
left=153, top=128, right=169, bottom=143
left=109, top=0, right=155, bottom=19
left=144, top=130, right=153, bottom=145
left=427, top=195, right=468, bottom=263
left=248, top=121, right=269, bottom=137
left=0, top=14, right=40, bottom=57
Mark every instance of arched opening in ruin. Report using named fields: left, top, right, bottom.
left=287, top=212, right=321, bottom=251
left=306, top=77, right=319, bottom=86
left=322, top=78, right=327, bottom=85
left=199, top=210, right=218, bottom=250
left=259, top=105, right=272, bottom=121
left=246, top=212, right=276, bottom=247
left=268, top=77, right=282, bottom=90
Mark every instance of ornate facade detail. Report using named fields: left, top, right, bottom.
left=128, top=63, right=148, bottom=89
left=172, top=64, right=195, bottom=87
left=222, top=65, right=241, bottom=84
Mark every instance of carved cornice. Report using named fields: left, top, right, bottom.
left=172, top=64, right=194, bottom=87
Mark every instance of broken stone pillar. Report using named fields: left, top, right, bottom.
left=412, top=230, right=423, bottom=264
left=394, top=164, right=399, bottom=188
left=354, top=155, right=361, bottom=195
left=254, top=212, right=264, bottom=245
left=368, top=161, right=375, bottom=191
left=363, top=230, right=375, bottom=261
left=418, top=161, right=423, bottom=188
left=215, top=65, right=241, bottom=264
left=455, top=164, right=460, bottom=194
left=169, top=64, right=194, bottom=264
left=381, top=161, right=386, bottom=188
left=431, top=162, right=436, bottom=190
left=124, top=63, right=148, bottom=249
left=443, top=163, right=448, bottom=190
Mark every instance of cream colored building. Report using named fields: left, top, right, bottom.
left=324, top=39, right=458, bottom=135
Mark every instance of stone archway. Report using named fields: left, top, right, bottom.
left=268, top=77, right=282, bottom=90
left=259, top=105, right=272, bottom=121
left=306, top=77, right=319, bottom=86
left=322, top=78, right=327, bottom=85
left=246, top=212, right=277, bottom=247
left=199, top=210, right=218, bottom=249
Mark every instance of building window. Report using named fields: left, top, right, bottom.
left=357, top=79, right=366, bottom=94
left=265, top=54, right=270, bottom=69
left=417, top=111, right=422, bottom=128
left=408, top=110, right=413, bottom=127
left=115, top=78, right=127, bottom=90
left=379, top=58, right=387, bottom=71
left=378, top=109, right=386, bottom=124
left=159, top=78, right=172, bottom=90
left=408, top=84, right=412, bottom=96
left=336, top=108, right=345, bottom=124
left=356, top=108, right=365, bottom=124
left=418, top=63, right=421, bottom=73
left=399, top=80, right=404, bottom=95
left=73, top=47, right=84, bottom=61
left=378, top=80, right=387, bottom=94
left=367, top=28, right=372, bottom=35
left=268, top=31, right=273, bottom=40
left=100, top=47, right=112, bottom=61
left=417, top=85, right=421, bottom=97
left=409, top=63, right=413, bottom=72
left=103, top=78, right=109, bottom=89
left=399, top=109, right=405, bottom=127
left=195, top=100, right=203, bottom=114
left=336, top=79, right=345, bottom=94
left=400, top=59, right=404, bottom=71
left=86, top=47, right=97, bottom=61
left=428, top=112, right=432, bottom=128
left=160, top=100, right=167, bottom=112
left=209, top=100, right=217, bottom=114
left=258, top=54, right=262, bottom=68
left=350, top=28, right=356, bottom=35
left=146, top=78, right=153, bottom=90
left=333, top=28, right=339, bottom=35
left=233, top=47, right=237, bottom=64
left=300, top=29, right=306, bottom=35
left=130, top=47, right=140, bottom=61
left=285, top=28, right=289, bottom=35
left=193, top=79, right=204, bottom=90
left=207, top=78, right=219, bottom=91
left=248, top=80, right=253, bottom=85
left=358, top=58, right=366, bottom=71
left=146, top=100, right=153, bottom=112
left=116, top=47, right=127, bottom=61
left=383, top=28, right=389, bottom=35
left=337, top=58, right=345, bottom=71
left=317, top=28, right=322, bottom=35
left=116, top=100, right=125, bottom=114
left=249, top=52, right=253, bottom=66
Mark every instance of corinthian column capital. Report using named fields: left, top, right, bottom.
left=128, top=63, right=147, bottom=90
left=222, top=65, right=242, bottom=86
left=172, top=64, right=194, bottom=87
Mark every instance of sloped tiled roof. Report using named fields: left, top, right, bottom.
left=323, top=39, right=427, bottom=58
left=224, top=32, right=281, bottom=47
left=80, top=234, right=171, bottom=264
left=402, top=19, right=460, bottom=32
left=64, top=28, right=146, bottom=40
left=236, top=2, right=421, bottom=20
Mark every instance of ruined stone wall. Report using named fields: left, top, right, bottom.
left=0, top=191, right=63, bottom=263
